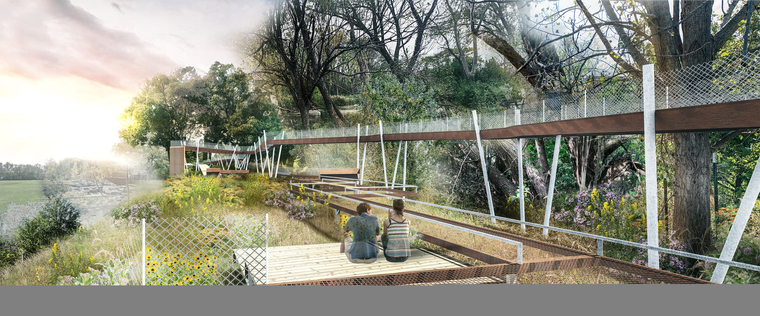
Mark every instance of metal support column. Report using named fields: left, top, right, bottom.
left=543, top=135, right=562, bottom=237
left=356, top=124, right=361, bottom=169
left=473, top=110, right=496, bottom=224
left=263, top=131, right=270, bottom=177
left=380, top=121, right=388, bottom=187
left=275, top=132, right=284, bottom=178
left=516, top=108, right=525, bottom=232
left=711, top=152, right=760, bottom=283
left=392, top=141, right=402, bottom=189
left=643, top=64, right=659, bottom=269
left=402, top=124, right=408, bottom=198
left=360, top=126, right=368, bottom=185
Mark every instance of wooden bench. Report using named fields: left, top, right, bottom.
left=206, top=168, right=250, bottom=178
left=319, top=168, right=360, bottom=181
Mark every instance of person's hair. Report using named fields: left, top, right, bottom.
left=392, top=199, right=404, bottom=215
left=356, top=203, right=371, bottom=215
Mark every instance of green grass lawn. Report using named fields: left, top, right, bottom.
left=0, top=180, right=45, bottom=212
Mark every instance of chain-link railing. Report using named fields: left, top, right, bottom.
left=144, top=214, right=267, bottom=286
left=169, top=50, right=760, bottom=149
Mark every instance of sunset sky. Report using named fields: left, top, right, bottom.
left=0, top=0, right=271, bottom=165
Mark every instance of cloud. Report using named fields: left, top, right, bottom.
left=111, top=2, right=123, bottom=14
left=0, top=0, right=179, bottom=90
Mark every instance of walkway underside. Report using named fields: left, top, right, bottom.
left=176, top=99, right=760, bottom=155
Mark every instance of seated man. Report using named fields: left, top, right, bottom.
left=341, top=203, right=380, bottom=263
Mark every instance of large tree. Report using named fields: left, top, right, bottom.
left=245, top=0, right=363, bottom=129
left=468, top=0, right=759, bottom=272
left=118, top=66, right=205, bottom=154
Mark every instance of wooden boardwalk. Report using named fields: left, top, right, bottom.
left=253, top=243, right=504, bottom=285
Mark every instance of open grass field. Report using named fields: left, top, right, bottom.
left=0, top=180, right=45, bottom=212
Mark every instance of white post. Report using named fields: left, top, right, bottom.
left=711, top=154, right=760, bottom=284
left=142, top=218, right=146, bottom=286
left=380, top=121, right=388, bottom=187
left=196, top=141, right=200, bottom=171
left=584, top=89, right=587, bottom=117
left=254, top=142, right=260, bottom=174
left=543, top=135, right=562, bottom=237
left=263, top=131, right=270, bottom=178
left=643, top=63, right=659, bottom=269
left=666, top=86, right=669, bottom=109
left=603, top=98, right=606, bottom=116
left=542, top=100, right=545, bottom=123
left=473, top=110, right=496, bottom=224
left=265, top=213, right=269, bottom=285
left=403, top=124, right=408, bottom=198
left=356, top=124, right=361, bottom=169
left=275, top=132, right=284, bottom=178
left=392, top=142, right=402, bottom=189
left=516, top=108, right=525, bottom=232
left=361, top=126, right=368, bottom=185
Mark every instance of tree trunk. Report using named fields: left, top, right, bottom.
left=672, top=132, right=712, bottom=272
left=317, top=81, right=348, bottom=127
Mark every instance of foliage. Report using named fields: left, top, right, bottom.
left=241, top=173, right=288, bottom=207
left=57, top=260, right=134, bottom=286
left=264, top=185, right=331, bottom=221
left=0, top=162, right=44, bottom=180
left=360, top=73, right=438, bottom=123
left=111, top=141, right=170, bottom=180
left=144, top=247, right=220, bottom=286
left=553, top=185, right=647, bottom=242
left=0, top=239, right=21, bottom=270
left=421, top=54, right=524, bottom=112
left=47, top=242, right=97, bottom=284
left=112, top=200, right=162, bottom=226
left=630, top=233, right=689, bottom=275
left=162, top=174, right=245, bottom=217
left=15, top=197, right=81, bottom=254
left=194, top=62, right=281, bottom=145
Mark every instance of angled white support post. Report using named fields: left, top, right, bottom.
left=711, top=153, right=760, bottom=284
left=473, top=110, right=496, bottom=224
left=643, top=63, right=659, bottom=269
left=263, top=131, right=270, bottom=178
left=392, top=141, right=402, bottom=189
left=196, top=141, right=200, bottom=171
left=254, top=142, right=260, bottom=174
left=356, top=124, right=361, bottom=169
left=269, top=137, right=276, bottom=177
left=543, top=135, right=562, bottom=237
left=380, top=121, right=388, bottom=187
left=603, top=98, right=606, bottom=116
left=274, top=131, right=284, bottom=178
left=516, top=108, right=525, bottom=232
left=361, top=126, right=368, bottom=185
left=402, top=124, right=408, bottom=199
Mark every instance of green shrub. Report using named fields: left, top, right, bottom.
left=0, top=239, right=21, bottom=270
left=15, top=197, right=81, bottom=254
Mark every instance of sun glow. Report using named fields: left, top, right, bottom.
left=0, top=73, right=136, bottom=164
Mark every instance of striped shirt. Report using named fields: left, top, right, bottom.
left=384, top=217, right=410, bottom=257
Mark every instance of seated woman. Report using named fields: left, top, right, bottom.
left=341, top=203, right=380, bottom=263
left=381, top=199, right=411, bottom=262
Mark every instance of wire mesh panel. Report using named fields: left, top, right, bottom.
left=108, top=223, right=143, bottom=285
left=144, top=214, right=267, bottom=286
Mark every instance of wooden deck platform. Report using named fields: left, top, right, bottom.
left=241, top=243, right=502, bottom=285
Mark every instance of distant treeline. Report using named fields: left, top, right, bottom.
left=0, top=162, right=45, bottom=180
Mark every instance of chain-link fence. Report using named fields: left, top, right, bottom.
left=169, top=50, right=760, bottom=148
left=144, top=214, right=267, bottom=286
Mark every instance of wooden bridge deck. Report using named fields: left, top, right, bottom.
left=256, top=243, right=504, bottom=284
